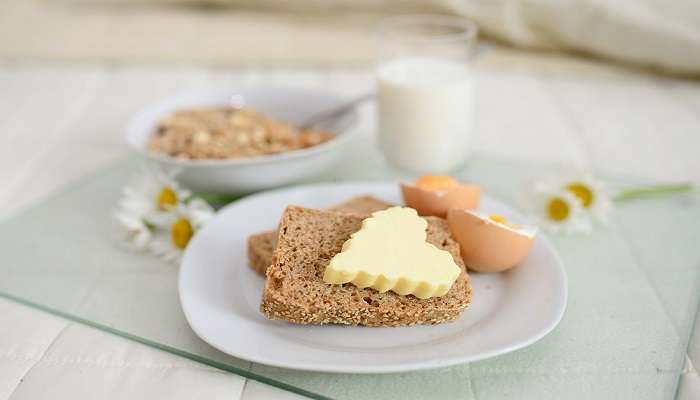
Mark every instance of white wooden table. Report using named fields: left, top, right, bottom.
left=0, top=63, right=698, bottom=399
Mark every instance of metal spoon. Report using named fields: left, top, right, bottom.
left=299, top=92, right=374, bottom=129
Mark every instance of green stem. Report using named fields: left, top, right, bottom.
left=191, top=192, right=245, bottom=209
left=613, top=183, right=694, bottom=202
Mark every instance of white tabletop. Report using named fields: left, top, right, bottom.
left=0, top=63, right=698, bottom=400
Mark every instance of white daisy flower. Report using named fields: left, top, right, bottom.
left=118, top=168, right=191, bottom=224
left=556, top=174, right=613, bottom=225
left=149, top=234, right=183, bottom=264
left=114, top=210, right=152, bottom=249
left=148, top=198, right=215, bottom=264
left=523, top=181, right=592, bottom=234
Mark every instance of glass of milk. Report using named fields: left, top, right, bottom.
left=376, top=15, right=478, bottom=174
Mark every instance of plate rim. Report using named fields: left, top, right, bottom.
left=179, top=181, right=568, bottom=373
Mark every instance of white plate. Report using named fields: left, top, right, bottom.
left=179, top=182, right=567, bottom=373
left=125, top=86, right=357, bottom=194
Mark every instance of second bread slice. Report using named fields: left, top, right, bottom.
left=247, top=196, right=393, bottom=276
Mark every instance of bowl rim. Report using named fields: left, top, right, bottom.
left=124, top=86, right=359, bottom=168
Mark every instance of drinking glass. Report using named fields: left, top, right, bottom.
left=376, top=15, right=478, bottom=174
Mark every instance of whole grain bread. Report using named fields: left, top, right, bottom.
left=260, top=206, right=472, bottom=326
left=247, top=196, right=392, bottom=276
left=328, top=195, right=394, bottom=216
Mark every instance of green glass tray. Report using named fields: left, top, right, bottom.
left=0, top=155, right=697, bottom=400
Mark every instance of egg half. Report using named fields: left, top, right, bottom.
left=401, top=176, right=481, bottom=218
left=447, top=209, right=537, bottom=273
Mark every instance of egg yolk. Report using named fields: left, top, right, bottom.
left=415, top=175, right=458, bottom=191
left=489, top=214, right=521, bottom=229
left=547, top=198, right=570, bottom=221
left=566, top=183, right=594, bottom=208
left=489, top=214, right=507, bottom=224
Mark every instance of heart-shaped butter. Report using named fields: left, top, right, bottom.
left=323, top=207, right=461, bottom=299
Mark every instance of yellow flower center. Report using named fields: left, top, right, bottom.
left=171, top=218, right=193, bottom=249
left=157, top=187, right=178, bottom=210
left=566, top=183, right=594, bottom=208
left=547, top=198, right=570, bottom=222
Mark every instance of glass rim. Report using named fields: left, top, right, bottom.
left=377, top=14, right=478, bottom=44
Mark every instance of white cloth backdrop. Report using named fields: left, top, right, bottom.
left=0, top=0, right=699, bottom=74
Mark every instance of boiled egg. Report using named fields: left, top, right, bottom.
left=400, top=175, right=481, bottom=218
left=447, top=209, right=536, bottom=273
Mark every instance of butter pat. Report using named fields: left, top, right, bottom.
left=323, top=207, right=461, bottom=299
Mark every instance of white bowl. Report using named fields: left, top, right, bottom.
left=124, top=86, right=358, bottom=194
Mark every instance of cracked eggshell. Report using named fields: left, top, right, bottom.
left=447, top=209, right=536, bottom=273
left=400, top=182, right=481, bottom=217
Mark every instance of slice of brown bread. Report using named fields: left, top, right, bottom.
left=247, top=196, right=392, bottom=276
left=260, top=206, right=472, bottom=326
left=328, top=195, right=394, bottom=216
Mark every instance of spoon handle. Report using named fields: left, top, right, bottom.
left=300, top=93, right=374, bottom=129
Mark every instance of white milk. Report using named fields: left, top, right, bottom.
left=377, top=57, right=474, bottom=173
